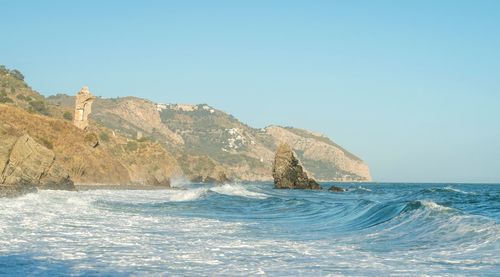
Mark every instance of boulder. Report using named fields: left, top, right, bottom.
left=272, top=143, right=321, bottom=190
left=0, top=134, right=75, bottom=193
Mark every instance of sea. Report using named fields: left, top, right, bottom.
left=0, top=183, right=499, bottom=276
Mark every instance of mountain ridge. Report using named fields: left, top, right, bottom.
left=2, top=65, right=372, bottom=184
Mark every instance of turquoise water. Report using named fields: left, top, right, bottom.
left=0, top=183, right=499, bottom=276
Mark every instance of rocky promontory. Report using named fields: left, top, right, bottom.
left=0, top=131, right=75, bottom=197
left=272, top=143, right=321, bottom=190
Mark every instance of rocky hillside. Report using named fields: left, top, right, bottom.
left=2, top=65, right=371, bottom=183
left=0, top=66, right=181, bottom=187
left=48, top=97, right=372, bottom=182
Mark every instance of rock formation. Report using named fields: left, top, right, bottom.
left=272, top=143, right=321, bottom=190
left=73, top=86, right=95, bottom=130
left=216, top=171, right=231, bottom=185
left=0, top=133, right=75, bottom=196
left=328, top=185, right=345, bottom=192
left=266, top=126, right=372, bottom=181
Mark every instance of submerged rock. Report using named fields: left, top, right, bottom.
left=272, top=143, right=321, bottom=190
left=328, top=185, right=346, bottom=192
left=0, top=134, right=75, bottom=194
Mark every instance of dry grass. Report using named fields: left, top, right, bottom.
left=0, top=104, right=181, bottom=184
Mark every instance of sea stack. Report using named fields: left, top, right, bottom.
left=73, top=86, right=95, bottom=130
left=272, top=143, right=321, bottom=190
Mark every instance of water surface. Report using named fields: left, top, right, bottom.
left=0, top=183, right=499, bottom=276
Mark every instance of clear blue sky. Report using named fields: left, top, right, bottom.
left=1, top=0, right=499, bottom=183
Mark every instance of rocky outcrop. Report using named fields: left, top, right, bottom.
left=328, top=185, right=345, bottom=192
left=145, top=174, right=171, bottom=187
left=216, top=171, right=231, bottom=185
left=266, top=126, right=371, bottom=181
left=73, top=86, right=95, bottom=130
left=272, top=143, right=321, bottom=190
left=0, top=133, right=75, bottom=194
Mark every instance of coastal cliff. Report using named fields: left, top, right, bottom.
left=49, top=97, right=371, bottom=182
left=1, top=65, right=371, bottom=190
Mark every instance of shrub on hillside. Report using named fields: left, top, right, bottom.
left=126, top=141, right=138, bottom=152
left=63, top=111, right=73, bottom=121
left=0, top=92, right=13, bottom=103
left=137, top=136, right=150, bottom=143
left=99, top=132, right=110, bottom=142
left=10, top=69, right=24, bottom=81
left=38, top=137, right=53, bottom=150
left=29, top=100, right=49, bottom=116
left=84, top=133, right=99, bottom=148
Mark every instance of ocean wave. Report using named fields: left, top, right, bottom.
left=210, top=184, right=268, bottom=199
left=169, top=177, right=193, bottom=189
left=1, top=183, right=498, bottom=275
left=418, top=186, right=476, bottom=196
left=338, top=199, right=458, bottom=233
left=167, top=188, right=209, bottom=202
left=402, top=200, right=455, bottom=214
left=349, top=186, right=372, bottom=193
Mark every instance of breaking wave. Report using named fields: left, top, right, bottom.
left=209, top=183, right=268, bottom=199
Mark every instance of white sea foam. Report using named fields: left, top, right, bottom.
left=443, top=186, right=476, bottom=195
left=170, top=177, right=193, bottom=189
left=0, top=186, right=498, bottom=276
left=418, top=200, right=454, bottom=212
left=354, top=186, right=372, bottom=192
left=167, top=188, right=208, bottom=202
left=210, top=184, right=268, bottom=199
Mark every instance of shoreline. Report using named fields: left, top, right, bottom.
left=75, top=183, right=174, bottom=191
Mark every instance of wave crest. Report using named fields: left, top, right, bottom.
left=167, top=188, right=208, bottom=202
left=210, top=184, right=268, bottom=199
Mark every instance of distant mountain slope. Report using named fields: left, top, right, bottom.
left=265, top=126, right=371, bottom=181
left=48, top=93, right=371, bottom=181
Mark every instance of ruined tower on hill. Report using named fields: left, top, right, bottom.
left=73, top=86, right=95, bottom=130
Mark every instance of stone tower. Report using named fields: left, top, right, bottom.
left=73, top=86, right=95, bottom=130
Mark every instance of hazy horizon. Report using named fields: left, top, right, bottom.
left=1, top=0, right=499, bottom=183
